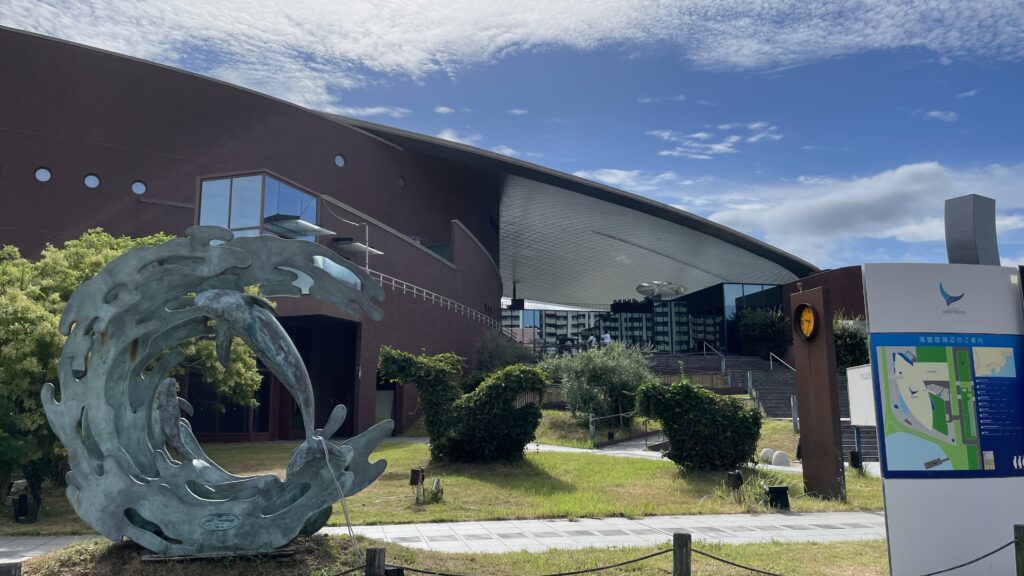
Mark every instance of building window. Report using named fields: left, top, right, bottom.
left=35, top=167, right=51, bottom=182
left=199, top=174, right=321, bottom=240
left=334, top=154, right=346, bottom=167
left=83, top=174, right=101, bottom=189
left=131, top=181, right=147, bottom=195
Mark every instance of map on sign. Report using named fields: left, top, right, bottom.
left=873, top=334, right=1024, bottom=478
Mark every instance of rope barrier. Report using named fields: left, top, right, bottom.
left=693, top=548, right=783, bottom=575
left=916, top=539, right=1016, bottom=576
left=387, top=547, right=672, bottom=576
left=333, top=565, right=366, bottom=575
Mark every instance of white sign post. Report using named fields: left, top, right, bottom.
left=863, top=263, right=1024, bottom=575
left=846, top=364, right=876, bottom=428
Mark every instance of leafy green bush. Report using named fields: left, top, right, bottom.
left=0, top=230, right=262, bottom=506
left=378, top=346, right=463, bottom=451
left=735, top=307, right=790, bottom=359
left=833, top=312, right=869, bottom=372
left=636, top=379, right=761, bottom=471
left=539, top=342, right=657, bottom=418
left=444, top=365, right=548, bottom=462
left=379, top=346, right=546, bottom=462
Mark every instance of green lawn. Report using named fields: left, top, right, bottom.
left=205, top=440, right=881, bottom=527
left=757, top=418, right=800, bottom=459
left=24, top=535, right=890, bottom=576
left=0, top=423, right=880, bottom=536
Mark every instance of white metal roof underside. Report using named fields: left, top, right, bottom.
left=500, top=175, right=802, bottom=308
left=323, top=116, right=818, bottom=309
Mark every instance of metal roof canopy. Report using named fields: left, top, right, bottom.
left=329, top=117, right=818, bottom=308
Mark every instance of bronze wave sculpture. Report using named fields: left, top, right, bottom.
left=41, top=226, right=389, bottom=556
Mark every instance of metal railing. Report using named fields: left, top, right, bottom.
left=367, top=270, right=516, bottom=339
left=769, top=352, right=796, bottom=372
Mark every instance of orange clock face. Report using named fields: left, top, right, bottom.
left=794, top=303, right=818, bottom=340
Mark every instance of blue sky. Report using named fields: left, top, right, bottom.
left=5, top=1, right=1024, bottom=268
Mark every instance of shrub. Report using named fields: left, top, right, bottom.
left=735, top=307, right=790, bottom=359
left=445, top=365, right=548, bottom=462
left=379, top=346, right=547, bottom=462
left=833, top=312, right=869, bottom=372
left=636, top=379, right=761, bottom=471
left=539, top=342, right=658, bottom=418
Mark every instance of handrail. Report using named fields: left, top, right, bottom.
left=769, top=352, right=796, bottom=372
left=702, top=342, right=724, bottom=357
left=367, top=269, right=516, bottom=339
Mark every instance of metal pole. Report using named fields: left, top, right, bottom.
left=791, top=395, right=799, bottom=433
left=1015, top=524, right=1024, bottom=576
left=747, top=371, right=753, bottom=398
left=364, top=222, right=370, bottom=272
left=673, top=532, right=692, bottom=576
left=854, top=427, right=862, bottom=454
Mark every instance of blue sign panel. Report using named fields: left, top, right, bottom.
left=870, top=332, right=1024, bottom=478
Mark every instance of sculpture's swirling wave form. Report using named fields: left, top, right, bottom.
left=41, top=226, right=390, bottom=556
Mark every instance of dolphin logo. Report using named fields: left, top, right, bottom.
left=939, top=282, right=965, bottom=306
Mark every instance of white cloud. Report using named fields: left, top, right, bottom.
left=436, top=128, right=482, bottom=145
left=334, top=105, right=411, bottom=119
left=637, top=94, right=686, bottom=104
left=697, top=100, right=718, bottom=107
left=434, top=106, right=455, bottom=114
left=956, top=89, right=981, bottom=98
left=3, top=2, right=1022, bottom=111
left=924, top=110, right=959, bottom=122
left=507, top=109, right=529, bottom=115
left=648, top=122, right=781, bottom=159
left=700, top=162, right=1024, bottom=266
left=573, top=168, right=684, bottom=194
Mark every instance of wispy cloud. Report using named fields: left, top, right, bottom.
left=334, top=105, right=411, bottom=119
left=700, top=162, right=1024, bottom=266
left=507, top=109, right=529, bottom=115
left=956, top=89, right=981, bottom=98
left=436, top=128, right=482, bottom=146
left=573, top=168, right=688, bottom=193
left=696, top=100, right=718, bottom=107
left=924, top=110, right=959, bottom=122
left=637, top=94, right=686, bottom=104
left=434, top=106, right=455, bottom=114
left=3, top=2, right=1022, bottom=111
left=491, top=145, right=543, bottom=158
left=648, top=121, right=781, bottom=159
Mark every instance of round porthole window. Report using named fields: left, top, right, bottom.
left=398, top=175, right=406, bottom=189
left=131, top=181, right=147, bottom=195
left=334, top=154, right=346, bottom=168
left=84, top=174, right=100, bottom=189
left=35, top=167, right=52, bottom=182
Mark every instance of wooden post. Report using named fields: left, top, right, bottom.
left=1014, top=524, right=1024, bottom=576
left=0, top=560, right=22, bottom=576
left=365, top=547, right=386, bottom=576
left=673, top=531, right=692, bottom=576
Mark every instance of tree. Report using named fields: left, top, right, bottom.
left=833, top=312, right=869, bottom=372
left=735, top=307, right=790, bottom=359
left=0, top=230, right=262, bottom=506
left=462, top=329, right=535, bottom=393
left=538, top=342, right=658, bottom=419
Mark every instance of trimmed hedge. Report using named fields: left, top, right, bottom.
left=379, top=346, right=547, bottom=462
left=637, top=379, right=761, bottom=471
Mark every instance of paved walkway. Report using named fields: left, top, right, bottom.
left=329, top=511, right=886, bottom=553
left=0, top=511, right=886, bottom=562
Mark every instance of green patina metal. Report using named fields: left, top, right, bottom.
left=41, top=226, right=390, bottom=556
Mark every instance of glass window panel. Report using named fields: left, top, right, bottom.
left=199, top=179, right=230, bottom=227
left=229, top=175, right=262, bottom=229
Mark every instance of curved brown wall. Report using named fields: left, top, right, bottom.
left=0, top=28, right=504, bottom=434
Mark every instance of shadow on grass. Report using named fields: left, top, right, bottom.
left=427, top=458, right=575, bottom=496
